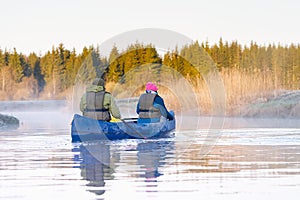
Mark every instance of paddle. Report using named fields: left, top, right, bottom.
left=120, top=118, right=146, bottom=139
left=121, top=117, right=138, bottom=121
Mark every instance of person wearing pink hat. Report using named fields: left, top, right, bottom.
left=136, top=82, right=174, bottom=123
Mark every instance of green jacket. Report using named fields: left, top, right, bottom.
left=80, top=85, right=121, bottom=119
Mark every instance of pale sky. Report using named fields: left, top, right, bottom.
left=0, top=0, right=299, bottom=55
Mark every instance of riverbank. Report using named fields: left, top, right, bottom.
left=239, top=90, right=300, bottom=118
left=1, top=90, right=300, bottom=130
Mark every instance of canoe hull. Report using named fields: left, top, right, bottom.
left=71, top=114, right=175, bottom=142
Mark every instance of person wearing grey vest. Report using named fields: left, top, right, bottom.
left=80, top=78, right=121, bottom=121
left=136, top=82, right=174, bottom=123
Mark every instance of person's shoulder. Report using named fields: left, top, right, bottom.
left=104, top=91, right=111, bottom=97
left=154, top=94, right=164, bottom=102
left=104, top=92, right=116, bottom=100
left=155, top=94, right=163, bottom=99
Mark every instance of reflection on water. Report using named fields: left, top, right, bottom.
left=74, top=143, right=110, bottom=195
left=136, top=140, right=173, bottom=180
left=0, top=104, right=300, bottom=200
left=71, top=129, right=300, bottom=200
left=74, top=139, right=175, bottom=197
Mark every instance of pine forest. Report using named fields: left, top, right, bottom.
left=1, top=39, right=300, bottom=115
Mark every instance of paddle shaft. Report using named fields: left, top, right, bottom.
left=120, top=119, right=146, bottom=139
left=121, top=117, right=138, bottom=121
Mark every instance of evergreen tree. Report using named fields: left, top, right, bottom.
left=40, top=47, right=60, bottom=97
left=20, top=54, right=32, bottom=77
left=76, top=49, right=102, bottom=85
left=9, top=48, right=24, bottom=83
left=0, top=49, right=4, bottom=67
left=29, top=53, right=45, bottom=94
left=228, top=41, right=242, bottom=69
left=65, top=49, right=77, bottom=88
left=4, top=50, right=9, bottom=66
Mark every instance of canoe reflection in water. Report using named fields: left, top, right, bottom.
left=74, top=143, right=111, bottom=195
left=136, top=140, right=174, bottom=180
left=73, top=139, right=175, bottom=196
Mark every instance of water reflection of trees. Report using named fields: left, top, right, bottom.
left=176, top=143, right=300, bottom=174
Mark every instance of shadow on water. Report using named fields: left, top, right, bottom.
left=73, top=139, right=175, bottom=197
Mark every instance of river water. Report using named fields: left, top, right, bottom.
left=1, top=101, right=300, bottom=200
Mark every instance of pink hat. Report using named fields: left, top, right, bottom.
left=145, top=82, right=158, bottom=92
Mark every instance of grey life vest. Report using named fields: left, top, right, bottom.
left=83, top=91, right=111, bottom=121
left=138, top=93, right=162, bottom=119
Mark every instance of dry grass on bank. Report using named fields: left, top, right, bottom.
left=105, top=69, right=283, bottom=117
left=0, top=69, right=287, bottom=117
left=220, top=68, right=281, bottom=116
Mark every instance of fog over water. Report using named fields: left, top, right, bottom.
left=0, top=100, right=72, bottom=130
left=1, top=99, right=300, bottom=132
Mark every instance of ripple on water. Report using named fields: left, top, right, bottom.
left=1, top=111, right=300, bottom=199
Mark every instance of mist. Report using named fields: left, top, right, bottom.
left=1, top=97, right=300, bottom=132
left=0, top=100, right=72, bottom=130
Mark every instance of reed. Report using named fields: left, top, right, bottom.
left=219, top=68, right=281, bottom=116
left=108, top=68, right=284, bottom=117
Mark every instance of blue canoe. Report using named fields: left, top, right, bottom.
left=71, top=114, right=176, bottom=142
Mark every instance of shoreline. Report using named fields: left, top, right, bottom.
left=1, top=90, right=300, bottom=119
left=1, top=90, right=300, bottom=130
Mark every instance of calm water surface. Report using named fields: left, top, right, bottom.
left=1, top=102, right=300, bottom=200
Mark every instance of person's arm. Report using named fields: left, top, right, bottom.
left=154, top=96, right=174, bottom=120
left=104, top=93, right=121, bottom=119
left=166, top=110, right=174, bottom=120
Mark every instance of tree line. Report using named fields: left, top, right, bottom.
left=0, top=39, right=299, bottom=100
